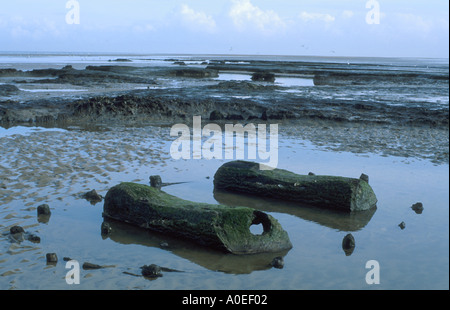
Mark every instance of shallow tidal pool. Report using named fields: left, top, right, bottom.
left=0, top=124, right=448, bottom=290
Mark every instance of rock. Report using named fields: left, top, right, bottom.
left=149, top=175, right=162, bottom=190
left=109, top=58, right=132, bottom=62
left=141, top=264, right=163, bottom=278
left=226, top=114, right=245, bottom=121
left=46, top=253, right=58, bottom=264
left=62, top=65, right=74, bottom=71
left=26, top=233, right=41, bottom=243
left=0, top=84, right=19, bottom=96
left=10, top=226, right=25, bottom=234
left=308, top=172, right=316, bottom=176
left=359, top=173, right=369, bottom=183
left=82, top=262, right=103, bottom=270
left=251, top=71, right=275, bottom=82
left=9, top=226, right=40, bottom=243
left=37, top=204, right=51, bottom=216
left=261, top=110, right=268, bottom=121
left=103, top=182, right=292, bottom=254
left=342, top=234, right=356, bottom=256
left=399, top=221, right=406, bottom=229
left=9, top=226, right=25, bottom=242
left=101, top=222, right=112, bottom=236
left=81, top=189, right=103, bottom=204
left=37, top=204, right=51, bottom=223
left=411, top=202, right=424, bottom=214
left=270, top=256, right=284, bottom=269
left=209, top=110, right=225, bottom=121
left=173, top=68, right=218, bottom=78
left=213, top=161, right=378, bottom=212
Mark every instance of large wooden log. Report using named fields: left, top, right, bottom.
left=103, top=182, right=292, bottom=254
left=213, top=161, right=378, bottom=212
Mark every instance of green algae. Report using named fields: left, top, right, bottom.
left=103, top=182, right=292, bottom=254
left=214, top=160, right=378, bottom=212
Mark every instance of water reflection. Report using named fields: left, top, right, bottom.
left=101, top=218, right=290, bottom=275
left=213, top=190, right=377, bottom=232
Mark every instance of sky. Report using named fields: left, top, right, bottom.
left=0, top=0, right=448, bottom=58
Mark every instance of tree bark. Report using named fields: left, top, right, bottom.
left=103, top=182, right=292, bottom=254
left=213, top=161, right=378, bottom=212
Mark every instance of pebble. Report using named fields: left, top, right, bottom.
left=101, top=222, right=112, bottom=236
left=46, top=253, right=58, bottom=264
left=270, top=256, right=284, bottom=269
left=411, top=202, right=424, bottom=214
left=141, top=264, right=163, bottom=278
left=37, top=204, right=51, bottom=216
left=342, top=233, right=356, bottom=256
left=150, top=175, right=162, bottom=190
left=359, top=173, right=369, bottom=183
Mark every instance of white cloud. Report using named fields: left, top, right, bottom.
left=8, top=16, right=62, bottom=40
left=299, top=12, right=335, bottom=23
left=180, top=4, right=216, bottom=33
left=229, top=0, right=286, bottom=35
left=342, top=10, right=354, bottom=19
left=394, top=13, right=433, bottom=34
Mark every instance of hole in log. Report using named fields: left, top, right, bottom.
left=250, top=223, right=264, bottom=235
left=250, top=211, right=271, bottom=235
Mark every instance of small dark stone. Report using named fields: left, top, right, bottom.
left=342, top=233, right=356, bottom=256
left=308, top=172, right=316, bottom=176
left=26, top=233, right=41, bottom=243
left=141, top=264, right=163, bottom=278
left=399, top=221, right=406, bottom=229
left=411, top=202, right=424, bottom=214
left=37, top=204, right=51, bottom=216
left=10, top=226, right=24, bottom=234
left=251, top=71, right=275, bottom=82
left=82, top=190, right=103, bottom=204
left=82, top=262, right=103, bottom=270
left=360, top=173, right=369, bottom=183
left=150, top=175, right=162, bottom=190
left=101, top=222, right=112, bottom=236
left=209, top=110, right=225, bottom=121
left=261, top=110, right=268, bottom=121
left=270, top=256, right=284, bottom=269
left=46, top=253, right=58, bottom=264
left=63, top=257, right=73, bottom=261
left=226, top=114, right=244, bottom=121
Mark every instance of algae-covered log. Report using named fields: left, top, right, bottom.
left=103, top=182, right=292, bottom=254
left=213, top=161, right=377, bottom=212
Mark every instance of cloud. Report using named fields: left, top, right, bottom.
left=180, top=4, right=216, bottom=33
left=342, top=10, right=354, bottom=19
left=229, top=0, right=286, bottom=35
left=7, top=16, right=62, bottom=40
left=299, top=12, right=335, bottom=23
left=394, top=13, right=433, bottom=34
